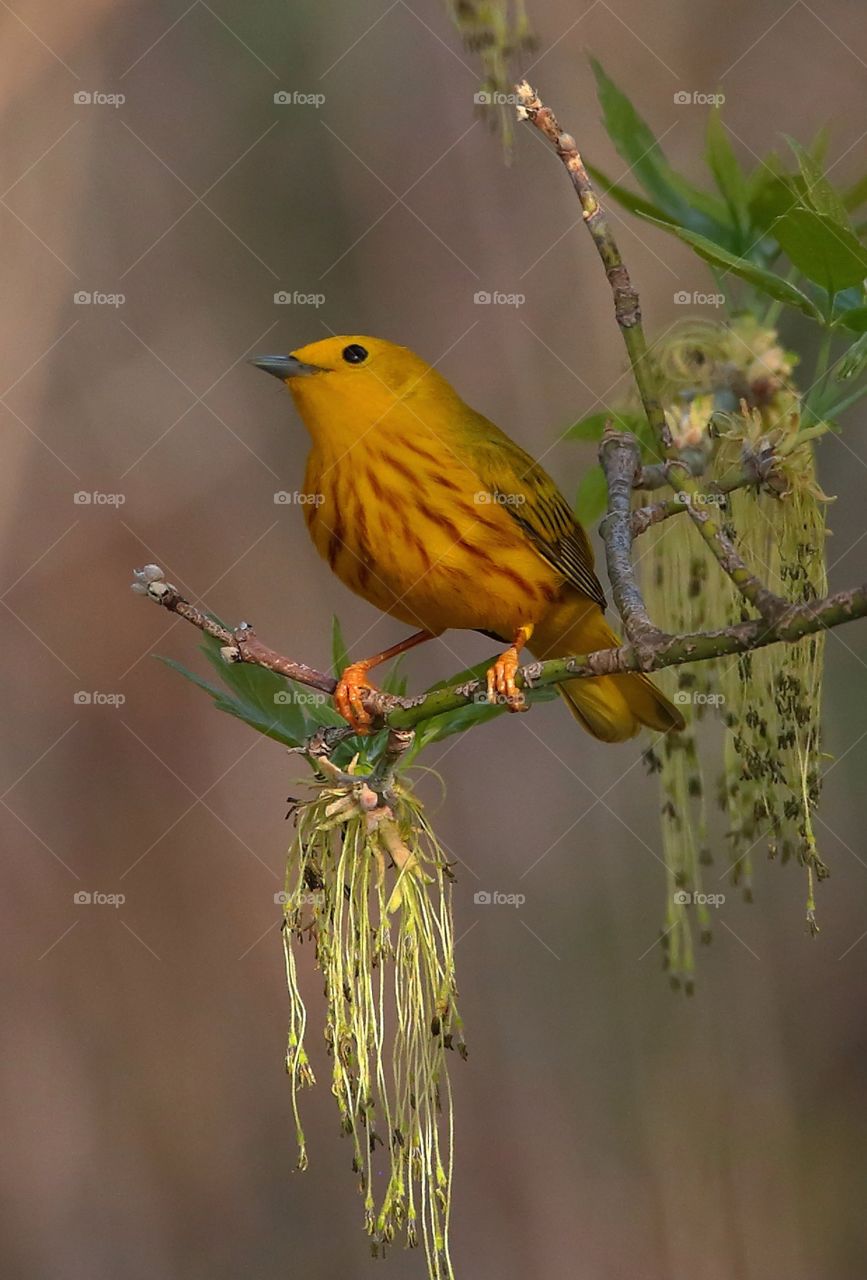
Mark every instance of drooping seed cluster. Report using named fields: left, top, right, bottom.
left=714, top=412, right=828, bottom=934
left=635, top=319, right=830, bottom=983
left=282, top=776, right=464, bottom=1280
left=641, top=502, right=717, bottom=994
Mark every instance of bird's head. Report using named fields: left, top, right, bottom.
left=250, top=336, right=457, bottom=447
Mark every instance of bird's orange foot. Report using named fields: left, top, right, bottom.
left=486, top=646, right=528, bottom=713
left=334, top=662, right=378, bottom=733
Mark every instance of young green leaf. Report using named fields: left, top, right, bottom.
left=590, top=57, right=732, bottom=245
left=414, top=700, right=505, bottom=748
left=833, top=304, right=867, bottom=333
left=157, top=656, right=306, bottom=748
left=575, top=464, right=609, bottom=525
left=636, top=213, right=822, bottom=318
left=706, top=107, right=748, bottom=235
left=772, top=207, right=867, bottom=295
left=415, top=657, right=558, bottom=748
left=199, top=636, right=309, bottom=744
left=835, top=330, right=867, bottom=381
left=784, top=136, right=850, bottom=227
left=331, top=614, right=350, bottom=680
left=381, top=656, right=408, bottom=697
left=747, top=166, right=797, bottom=239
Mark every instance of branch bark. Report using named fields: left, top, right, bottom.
left=598, top=428, right=668, bottom=659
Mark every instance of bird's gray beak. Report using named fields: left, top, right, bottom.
left=249, top=354, right=324, bottom=381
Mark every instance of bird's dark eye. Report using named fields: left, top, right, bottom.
left=342, top=344, right=368, bottom=364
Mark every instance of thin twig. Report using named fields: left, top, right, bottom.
left=516, top=81, right=672, bottom=452
left=667, top=457, right=789, bottom=622
left=631, top=427, right=828, bottom=532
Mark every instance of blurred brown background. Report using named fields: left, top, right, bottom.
left=3, top=2, right=867, bottom=1277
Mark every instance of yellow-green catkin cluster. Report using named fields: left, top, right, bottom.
left=446, top=1, right=536, bottom=147
left=712, top=323, right=829, bottom=934
left=282, top=771, right=464, bottom=1280
left=637, top=318, right=830, bottom=981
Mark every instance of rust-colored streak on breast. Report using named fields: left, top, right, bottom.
left=400, top=437, right=442, bottom=467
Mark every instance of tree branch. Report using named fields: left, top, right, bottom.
left=132, top=566, right=867, bottom=733
left=598, top=428, right=668, bottom=658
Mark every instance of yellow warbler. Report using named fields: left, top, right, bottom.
left=252, top=336, right=683, bottom=742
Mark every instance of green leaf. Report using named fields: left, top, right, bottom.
left=636, top=214, right=822, bottom=318
left=575, top=464, right=608, bottom=525
left=747, top=166, right=797, bottom=238
left=415, top=656, right=558, bottom=747
left=833, top=304, right=867, bottom=333
left=772, top=207, right=867, bottom=295
left=565, top=409, right=646, bottom=441
left=415, top=700, right=505, bottom=748
left=381, top=656, right=408, bottom=697
left=331, top=614, right=349, bottom=680
left=706, top=107, right=748, bottom=233
left=832, top=285, right=865, bottom=314
left=785, top=136, right=850, bottom=227
left=590, top=57, right=732, bottom=244
left=157, top=656, right=305, bottom=749
left=423, top=655, right=498, bottom=695
left=199, top=636, right=309, bottom=744
left=836, top=330, right=867, bottom=381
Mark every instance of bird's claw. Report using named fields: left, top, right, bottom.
left=335, top=662, right=377, bottom=733
left=486, top=646, right=528, bottom=713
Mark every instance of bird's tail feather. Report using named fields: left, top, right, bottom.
left=531, top=602, right=685, bottom=744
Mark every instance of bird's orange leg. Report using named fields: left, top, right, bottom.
left=335, top=629, right=438, bottom=733
left=486, top=623, right=534, bottom=713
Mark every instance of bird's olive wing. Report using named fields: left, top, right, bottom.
left=464, top=419, right=607, bottom=610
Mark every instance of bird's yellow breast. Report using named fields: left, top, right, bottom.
left=302, top=432, right=564, bottom=640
